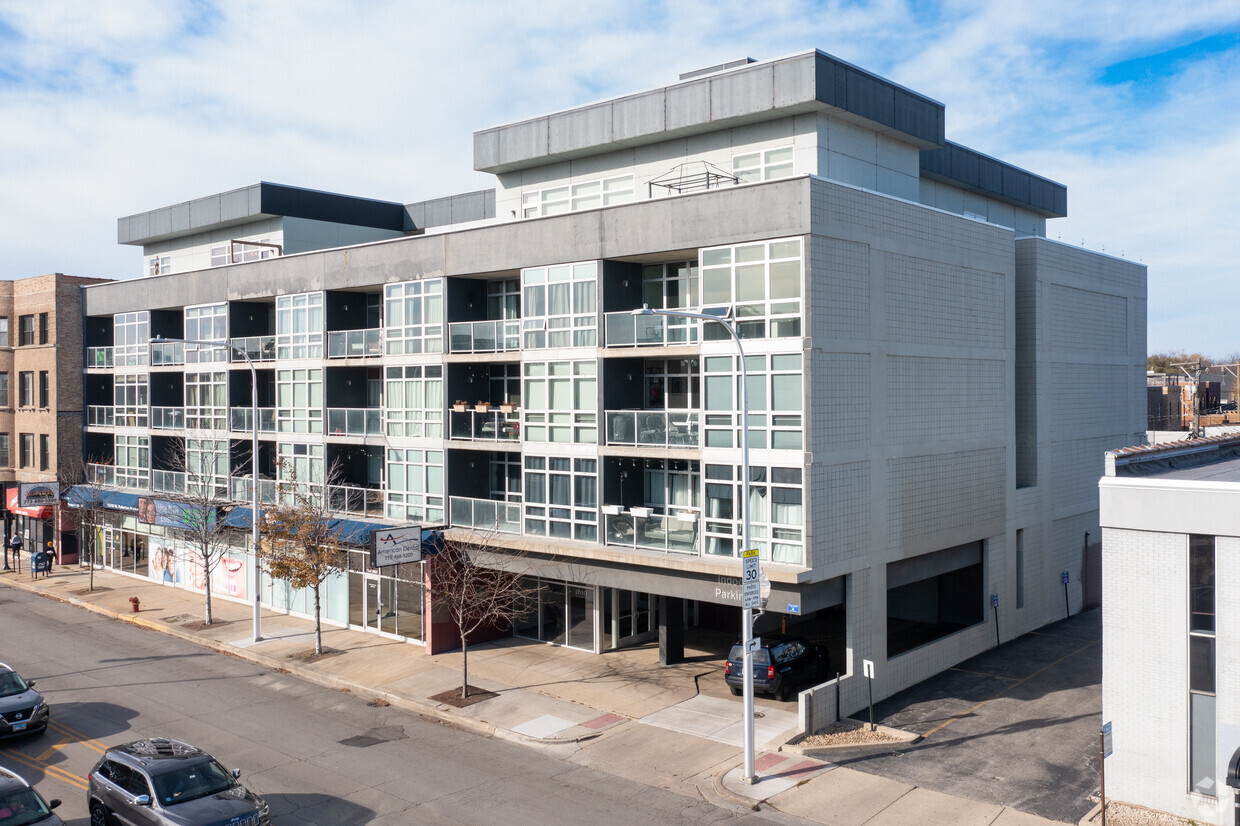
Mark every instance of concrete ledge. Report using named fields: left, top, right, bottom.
left=780, top=718, right=919, bottom=757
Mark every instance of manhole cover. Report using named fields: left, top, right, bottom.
left=339, top=726, right=407, bottom=748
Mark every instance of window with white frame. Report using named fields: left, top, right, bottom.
left=115, top=434, right=150, bottom=490
left=277, top=442, right=323, bottom=500
left=211, top=240, right=277, bottom=267
left=522, top=261, right=598, bottom=349
left=184, top=304, right=228, bottom=364
left=114, top=311, right=150, bottom=367
left=523, top=360, right=597, bottom=444
left=642, top=459, right=700, bottom=512
left=524, top=456, right=597, bottom=542
left=490, top=454, right=522, bottom=502
left=276, top=368, right=323, bottom=434
left=643, top=359, right=700, bottom=411
left=185, top=371, right=227, bottom=430
left=700, top=238, right=803, bottom=340
left=641, top=261, right=699, bottom=344
left=385, top=364, right=443, bottom=438
left=703, top=352, right=802, bottom=450
left=147, top=255, right=170, bottom=277
left=704, top=464, right=803, bottom=563
left=732, top=145, right=794, bottom=183
left=385, top=448, right=444, bottom=523
left=521, top=175, right=634, bottom=219
left=276, top=293, right=324, bottom=359
left=114, top=374, right=149, bottom=427
left=384, top=279, right=443, bottom=355
left=185, top=438, right=229, bottom=497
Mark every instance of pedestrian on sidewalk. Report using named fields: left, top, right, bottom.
left=8, top=535, right=20, bottom=575
left=43, top=541, right=56, bottom=566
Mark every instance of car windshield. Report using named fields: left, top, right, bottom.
left=0, top=787, right=53, bottom=825
left=727, top=645, right=771, bottom=665
left=771, top=640, right=806, bottom=663
left=0, top=673, right=29, bottom=698
left=152, top=760, right=234, bottom=806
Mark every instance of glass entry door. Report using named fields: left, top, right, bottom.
left=348, top=570, right=423, bottom=642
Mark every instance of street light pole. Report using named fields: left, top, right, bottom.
left=151, top=336, right=263, bottom=643
left=635, top=304, right=758, bottom=784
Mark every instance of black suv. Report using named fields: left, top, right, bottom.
left=723, top=635, right=830, bottom=701
left=88, top=738, right=270, bottom=826
left=0, top=766, right=63, bottom=825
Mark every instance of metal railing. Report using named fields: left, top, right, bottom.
left=448, top=320, right=521, bottom=353
left=230, top=477, right=277, bottom=506
left=87, top=406, right=114, bottom=427
left=327, top=328, right=383, bottom=359
left=327, top=484, right=384, bottom=518
left=604, top=410, right=700, bottom=447
left=151, top=469, right=187, bottom=494
left=230, top=407, right=276, bottom=433
left=603, top=510, right=700, bottom=555
left=603, top=311, right=699, bottom=347
left=86, top=464, right=114, bottom=486
left=449, top=497, right=522, bottom=534
left=86, top=347, right=114, bottom=368
left=449, top=409, right=520, bottom=441
left=149, top=341, right=185, bottom=366
left=326, top=408, right=383, bottom=436
left=150, top=406, right=185, bottom=430
left=228, top=335, right=276, bottom=362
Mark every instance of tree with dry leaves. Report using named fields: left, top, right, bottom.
left=427, top=531, right=535, bottom=699
left=63, top=458, right=115, bottom=592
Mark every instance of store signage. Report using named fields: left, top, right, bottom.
left=371, top=526, right=423, bottom=567
left=19, top=483, right=59, bottom=507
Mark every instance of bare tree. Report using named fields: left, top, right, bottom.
left=427, top=531, right=535, bottom=699
left=260, top=460, right=347, bottom=656
left=63, top=457, right=114, bottom=592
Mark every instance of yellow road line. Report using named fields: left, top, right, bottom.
left=0, top=747, right=88, bottom=790
left=921, top=638, right=1099, bottom=740
left=33, top=741, right=63, bottom=762
left=48, top=720, right=108, bottom=754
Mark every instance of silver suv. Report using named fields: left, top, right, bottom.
left=0, top=663, right=48, bottom=738
left=0, top=766, right=63, bottom=825
left=88, top=739, right=270, bottom=826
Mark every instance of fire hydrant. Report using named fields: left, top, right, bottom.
left=129, top=596, right=140, bottom=613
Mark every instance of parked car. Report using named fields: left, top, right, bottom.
left=0, top=663, right=49, bottom=738
left=723, top=635, right=830, bottom=701
left=88, top=738, right=270, bottom=826
left=0, top=766, right=63, bottom=825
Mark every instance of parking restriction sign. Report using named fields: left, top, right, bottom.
left=742, top=549, right=761, bottom=609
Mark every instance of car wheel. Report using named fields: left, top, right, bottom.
left=90, top=801, right=111, bottom=826
left=777, top=680, right=793, bottom=702
left=729, top=685, right=742, bottom=696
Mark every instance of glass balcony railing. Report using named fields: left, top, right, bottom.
left=448, top=320, right=521, bottom=353
left=327, top=484, right=384, bottom=518
left=230, top=407, right=276, bottom=433
left=86, top=463, right=114, bottom=486
left=603, top=510, right=700, bottom=555
left=149, top=341, right=185, bottom=366
left=326, top=408, right=382, bottom=436
left=449, top=409, right=520, bottom=441
left=86, top=347, right=114, bottom=368
left=604, top=410, right=699, bottom=447
left=113, top=410, right=148, bottom=428
left=228, top=336, right=276, bottom=362
left=603, top=312, right=699, bottom=347
left=151, top=469, right=187, bottom=494
left=230, top=476, right=277, bottom=506
left=327, top=329, right=383, bottom=358
left=87, top=406, right=114, bottom=427
left=150, top=406, right=185, bottom=430
left=449, top=497, right=522, bottom=534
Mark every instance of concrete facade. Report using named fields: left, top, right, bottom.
left=81, top=49, right=1143, bottom=716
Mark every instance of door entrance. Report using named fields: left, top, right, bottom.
left=602, top=588, right=658, bottom=650
left=348, top=570, right=424, bottom=641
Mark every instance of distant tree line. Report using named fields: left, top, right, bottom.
left=1147, top=350, right=1240, bottom=373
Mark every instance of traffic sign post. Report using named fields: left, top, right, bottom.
left=1100, top=721, right=1112, bottom=826
left=742, top=549, right=761, bottom=609
left=991, top=593, right=1000, bottom=647
left=863, top=659, right=876, bottom=731
left=1062, top=570, right=1071, bottom=618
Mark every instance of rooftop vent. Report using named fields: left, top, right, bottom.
left=679, top=57, right=757, bottom=81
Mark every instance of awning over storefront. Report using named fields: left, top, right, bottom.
left=6, top=488, right=52, bottom=519
left=64, top=487, right=141, bottom=513
left=221, top=507, right=394, bottom=547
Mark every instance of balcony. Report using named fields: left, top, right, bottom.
left=150, top=407, right=185, bottom=430
left=228, top=336, right=276, bottom=363
left=230, top=407, right=276, bottom=433
left=151, top=469, right=186, bottom=494
left=448, top=320, right=521, bottom=353
left=230, top=476, right=277, bottom=506
left=603, top=312, right=698, bottom=347
left=605, top=410, right=699, bottom=447
left=86, top=347, right=114, bottom=368
left=327, top=329, right=383, bottom=359
left=87, top=406, right=114, bottom=427
left=449, top=409, right=520, bottom=441
left=449, top=497, right=522, bottom=534
left=603, top=509, right=700, bottom=555
left=86, top=463, right=114, bottom=486
left=328, top=484, right=384, bottom=518
left=113, top=410, right=148, bottom=428
left=326, top=408, right=382, bottom=437
left=150, top=341, right=185, bottom=366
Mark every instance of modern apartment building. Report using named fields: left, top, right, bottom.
left=0, top=274, right=112, bottom=561
left=80, top=49, right=1146, bottom=713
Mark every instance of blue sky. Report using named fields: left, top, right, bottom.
left=1, top=0, right=1238, bottom=356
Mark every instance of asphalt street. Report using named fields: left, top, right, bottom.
left=0, top=587, right=778, bottom=824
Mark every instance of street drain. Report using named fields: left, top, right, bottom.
left=338, top=725, right=407, bottom=748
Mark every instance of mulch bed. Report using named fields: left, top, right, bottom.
left=429, top=686, right=498, bottom=708
left=69, top=587, right=111, bottom=596
left=285, top=648, right=343, bottom=663
left=180, top=619, right=232, bottom=632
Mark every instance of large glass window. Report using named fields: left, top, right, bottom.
left=115, top=434, right=150, bottom=489
left=277, top=442, right=323, bottom=500
left=114, top=374, right=149, bottom=427
left=385, top=365, right=443, bottom=438
left=113, top=311, right=150, bottom=367
left=700, top=238, right=802, bottom=339
left=1189, top=534, right=1216, bottom=795
left=703, top=352, right=802, bottom=450
left=488, top=279, right=521, bottom=320
left=703, top=464, right=803, bottom=563
left=276, top=368, right=323, bottom=434
left=385, top=448, right=444, bottom=523
left=521, top=175, right=633, bottom=218
left=184, top=304, right=228, bottom=363
left=185, top=371, right=227, bottom=431
left=186, top=438, right=229, bottom=497
left=524, top=456, right=597, bottom=542
left=384, top=279, right=443, bottom=355
left=523, top=360, right=596, bottom=444
left=522, top=262, right=598, bottom=349
left=276, top=293, right=324, bottom=359
left=732, top=145, right=794, bottom=183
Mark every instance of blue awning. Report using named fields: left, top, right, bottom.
left=222, top=507, right=394, bottom=547
left=64, top=487, right=141, bottom=513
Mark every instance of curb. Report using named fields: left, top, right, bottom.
left=780, top=719, right=919, bottom=757
left=709, top=767, right=768, bottom=811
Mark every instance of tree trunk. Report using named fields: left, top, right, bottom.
left=88, top=530, right=95, bottom=591
left=461, top=632, right=469, bottom=699
left=313, top=583, right=323, bottom=656
left=204, top=559, right=213, bottom=625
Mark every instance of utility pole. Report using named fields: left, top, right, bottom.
left=1172, top=360, right=1208, bottom=438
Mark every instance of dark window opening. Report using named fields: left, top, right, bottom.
left=887, top=546, right=984, bottom=658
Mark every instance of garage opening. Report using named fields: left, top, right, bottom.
left=887, top=541, right=984, bottom=658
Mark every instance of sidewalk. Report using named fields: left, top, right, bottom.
left=2, top=564, right=1066, bottom=825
